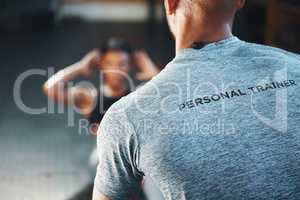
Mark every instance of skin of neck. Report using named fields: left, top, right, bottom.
left=106, top=81, right=128, bottom=97
left=172, top=8, right=234, bottom=54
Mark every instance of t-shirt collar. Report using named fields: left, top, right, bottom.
left=176, top=35, right=240, bottom=57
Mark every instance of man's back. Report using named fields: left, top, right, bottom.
left=94, top=37, right=300, bottom=200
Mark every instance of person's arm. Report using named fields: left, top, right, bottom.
left=93, top=103, right=143, bottom=200
left=134, top=50, right=160, bottom=81
left=43, top=50, right=100, bottom=114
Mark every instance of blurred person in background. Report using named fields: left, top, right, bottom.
left=44, top=38, right=159, bottom=134
left=43, top=38, right=160, bottom=200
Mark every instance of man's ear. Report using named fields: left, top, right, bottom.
left=236, top=0, right=246, bottom=10
left=165, top=0, right=180, bottom=15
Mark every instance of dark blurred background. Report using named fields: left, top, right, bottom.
left=0, top=0, right=299, bottom=199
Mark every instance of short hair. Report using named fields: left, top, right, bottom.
left=100, top=38, right=132, bottom=55
left=191, top=0, right=237, bottom=17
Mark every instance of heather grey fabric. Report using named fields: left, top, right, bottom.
left=94, top=36, right=300, bottom=200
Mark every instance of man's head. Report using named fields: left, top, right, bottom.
left=164, top=0, right=245, bottom=44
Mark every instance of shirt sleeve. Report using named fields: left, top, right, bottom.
left=93, top=103, right=143, bottom=200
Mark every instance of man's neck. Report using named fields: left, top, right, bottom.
left=175, top=17, right=233, bottom=54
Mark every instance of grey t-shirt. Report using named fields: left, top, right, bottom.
left=94, top=36, right=300, bottom=200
